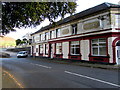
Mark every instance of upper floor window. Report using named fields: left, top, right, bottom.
left=32, top=36, right=35, bottom=43
left=50, top=31, right=52, bottom=39
left=91, top=38, right=107, bottom=56
left=52, top=30, right=55, bottom=38
left=71, top=24, right=77, bottom=35
left=56, top=28, right=61, bottom=38
left=39, top=34, right=41, bottom=41
left=45, top=32, right=48, bottom=40
left=115, top=14, right=120, bottom=27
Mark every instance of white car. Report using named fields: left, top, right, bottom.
left=17, top=51, right=28, bottom=58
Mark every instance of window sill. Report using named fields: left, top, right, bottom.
left=55, top=54, right=63, bottom=55
left=68, top=54, right=81, bottom=56
left=89, top=55, right=110, bottom=58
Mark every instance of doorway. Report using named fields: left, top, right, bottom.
left=116, top=41, right=120, bottom=65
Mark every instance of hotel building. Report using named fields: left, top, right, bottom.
left=31, top=2, right=120, bottom=64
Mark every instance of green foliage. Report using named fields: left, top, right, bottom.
left=16, top=39, right=21, bottom=46
left=2, top=2, right=77, bottom=35
left=20, top=41, right=26, bottom=44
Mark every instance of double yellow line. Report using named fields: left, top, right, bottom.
left=3, top=70, right=24, bottom=88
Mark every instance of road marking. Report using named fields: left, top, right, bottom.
left=31, top=63, right=52, bottom=69
left=65, top=71, right=120, bottom=87
left=11, top=60, right=52, bottom=69
left=3, top=70, right=24, bottom=88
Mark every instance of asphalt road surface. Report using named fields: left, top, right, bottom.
left=1, top=51, right=120, bottom=88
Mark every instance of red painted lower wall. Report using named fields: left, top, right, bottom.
left=54, top=54, right=63, bottom=58
left=68, top=54, right=81, bottom=60
left=89, top=55, right=110, bottom=63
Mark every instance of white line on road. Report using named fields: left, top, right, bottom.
left=11, top=60, right=52, bottom=69
left=31, top=63, right=52, bottom=69
left=64, top=71, right=120, bottom=87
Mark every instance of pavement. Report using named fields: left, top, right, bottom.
left=2, top=70, right=21, bottom=88
left=0, top=66, right=21, bottom=88
left=29, top=56, right=120, bottom=70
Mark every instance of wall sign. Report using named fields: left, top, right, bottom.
left=83, top=21, right=100, bottom=30
left=62, top=29, right=69, bottom=35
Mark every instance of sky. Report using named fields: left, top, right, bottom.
left=6, top=0, right=120, bottom=40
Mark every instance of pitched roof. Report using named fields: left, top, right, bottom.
left=31, top=2, right=120, bottom=35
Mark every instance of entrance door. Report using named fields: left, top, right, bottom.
left=116, top=41, right=120, bottom=65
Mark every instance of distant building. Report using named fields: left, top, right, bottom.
left=22, top=33, right=32, bottom=45
left=22, top=33, right=32, bottom=40
left=0, top=36, right=16, bottom=48
left=31, top=2, right=120, bottom=65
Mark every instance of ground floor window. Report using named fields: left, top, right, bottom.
left=39, top=44, right=43, bottom=54
left=32, top=46, right=34, bottom=54
left=56, top=43, right=62, bottom=54
left=91, top=38, right=107, bottom=56
left=70, top=41, right=80, bottom=55
left=45, top=44, right=48, bottom=55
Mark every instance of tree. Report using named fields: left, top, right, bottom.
left=16, top=39, right=21, bottom=46
left=23, top=38, right=28, bottom=44
left=20, top=41, right=26, bottom=44
left=2, top=2, right=77, bottom=35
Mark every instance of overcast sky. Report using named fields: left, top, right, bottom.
left=6, top=0, right=120, bottom=39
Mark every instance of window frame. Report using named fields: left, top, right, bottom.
left=39, top=34, right=41, bottom=41
left=32, top=36, right=35, bottom=43
left=45, top=44, right=48, bottom=55
left=70, top=41, right=80, bottom=55
left=91, top=38, right=107, bottom=56
left=56, top=28, right=61, bottom=38
left=71, top=24, right=77, bottom=35
left=39, top=44, right=43, bottom=54
left=45, top=32, right=48, bottom=40
left=115, top=14, right=120, bottom=27
left=56, top=43, right=62, bottom=54
left=50, top=31, right=52, bottom=39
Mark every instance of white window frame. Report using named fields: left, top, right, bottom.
left=115, top=14, right=120, bottom=27
left=72, top=24, right=77, bottom=35
left=39, top=34, right=41, bottom=41
left=39, top=44, right=43, bottom=54
left=70, top=41, right=80, bottom=55
left=56, top=28, right=61, bottom=38
left=50, top=31, right=52, bottom=39
left=45, top=32, right=48, bottom=40
left=32, top=36, right=35, bottom=43
left=45, top=44, right=48, bottom=55
left=56, top=43, right=62, bottom=54
left=91, top=38, right=107, bottom=56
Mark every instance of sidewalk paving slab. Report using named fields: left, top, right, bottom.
left=29, top=56, right=120, bottom=70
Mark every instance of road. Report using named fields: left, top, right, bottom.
left=1, top=51, right=120, bottom=88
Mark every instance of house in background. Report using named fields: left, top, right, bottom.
left=22, top=33, right=32, bottom=45
left=31, top=2, right=120, bottom=65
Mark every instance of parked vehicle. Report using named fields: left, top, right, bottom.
left=17, top=51, right=28, bottom=58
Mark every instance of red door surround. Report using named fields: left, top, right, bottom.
left=112, top=37, right=120, bottom=64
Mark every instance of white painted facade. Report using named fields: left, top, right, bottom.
left=31, top=3, right=120, bottom=64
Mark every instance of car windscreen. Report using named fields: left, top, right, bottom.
left=18, top=52, right=26, bottom=54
